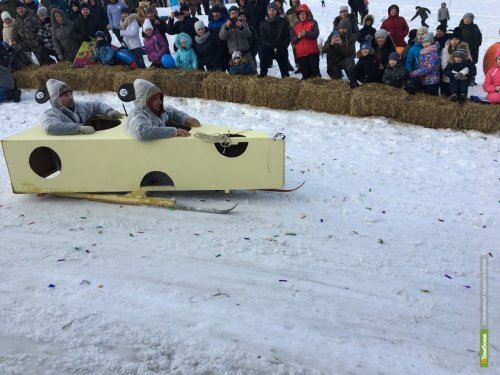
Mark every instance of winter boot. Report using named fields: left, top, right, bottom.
left=459, top=93, right=467, bottom=102
left=450, top=94, right=458, bottom=102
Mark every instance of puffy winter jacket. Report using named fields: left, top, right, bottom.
left=125, top=79, right=190, bottom=140
left=291, top=4, right=320, bottom=59
left=482, top=52, right=500, bottom=103
left=50, top=8, right=81, bottom=61
left=380, top=4, right=409, bottom=48
left=143, top=29, right=169, bottom=66
left=40, top=79, right=116, bottom=135
left=410, top=43, right=440, bottom=86
left=174, top=32, right=197, bottom=69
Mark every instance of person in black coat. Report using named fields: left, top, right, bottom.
left=357, top=14, right=375, bottom=44
left=371, top=28, right=395, bottom=73
left=246, top=0, right=269, bottom=33
left=88, top=0, right=108, bottom=32
left=258, top=2, right=290, bottom=78
left=193, top=20, right=228, bottom=71
left=355, top=40, right=382, bottom=84
left=75, top=3, right=103, bottom=42
left=166, top=4, right=198, bottom=40
left=434, top=24, right=449, bottom=54
left=144, top=6, right=168, bottom=38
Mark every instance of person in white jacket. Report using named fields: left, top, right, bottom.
left=119, top=7, right=145, bottom=67
left=40, top=79, right=123, bottom=135
left=125, top=79, right=201, bottom=141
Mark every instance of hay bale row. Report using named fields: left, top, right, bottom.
left=297, top=78, right=351, bottom=115
left=202, top=72, right=248, bottom=103
left=13, top=65, right=500, bottom=133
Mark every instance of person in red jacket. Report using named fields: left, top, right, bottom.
left=290, top=3, right=320, bottom=80
left=380, top=4, right=409, bottom=48
left=482, top=52, right=500, bottom=104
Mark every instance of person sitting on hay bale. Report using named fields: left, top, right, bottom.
left=125, top=79, right=201, bottom=140
left=371, top=29, right=396, bottom=76
left=355, top=40, right=381, bottom=84
left=409, top=32, right=440, bottom=96
left=322, top=17, right=358, bottom=88
left=92, top=31, right=115, bottom=65
left=382, top=51, right=410, bottom=89
left=229, top=50, right=254, bottom=75
left=443, top=48, right=476, bottom=102
left=39, top=79, right=123, bottom=135
left=482, top=51, right=500, bottom=104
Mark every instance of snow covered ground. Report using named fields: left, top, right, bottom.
left=1, top=1, right=499, bottom=374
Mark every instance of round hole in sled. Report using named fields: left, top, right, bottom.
left=140, top=171, right=174, bottom=187
left=29, top=147, right=61, bottom=179
left=214, top=134, right=248, bottom=158
left=85, top=117, right=121, bottom=131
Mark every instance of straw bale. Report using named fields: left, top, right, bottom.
left=201, top=72, right=248, bottom=103
left=296, top=78, right=351, bottom=115
left=457, top=101, right=500, bottom=133
left=14, top=64, right=51, bottom=89
left=349, top=83, right=404, bottom=118
left=155, top=69, right=206, bottom=98
left=246, top=76, right=300, bottom=110
left=396, top=93, right=460, bottom=130
left=112, top=68, right=160, bottom=91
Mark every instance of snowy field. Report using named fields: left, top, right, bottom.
left=1, top=0, right=500, bottom=374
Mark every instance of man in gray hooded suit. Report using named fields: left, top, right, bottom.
left=125, top=79, right=201, bottom=141
left=39, top=79, right=123, bottom=135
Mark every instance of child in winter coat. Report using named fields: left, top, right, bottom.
left=482, top=52, right=500, bottom=104
left=357, top=14, right=376, bottom=45
left=1, top=11, right=14, bottom=45
left=409, top=32, right=440, bottom=95
left=355, top=41, right=381, bottom=84
left=142, top=19, right=170, bottom=68
left=92, top=31, right=115, bottom=65
left=174, top=32, right=198, bottom=70
left=383, top=51, right=410, bottom=88
left=443, top=48, right=476, bottom=102
left=229, top=50, right=254, bottom=75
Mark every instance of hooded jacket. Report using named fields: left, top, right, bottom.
left=409, top=43, right=440, bottom=85
left=40, top=79, right=116, bottom=135
left=380, top=4, right=409, bottom=48
left=50, top=8, right=81, bottom=61
left=174, top=32, right=198, bottom=69
left=357, top=14, right=375, bottom=44
left=125, top=79, right=190, bottom=140
left=143, top=28, right=169, bottom=65
left=458, top=19, right=482, bottom=63
left=291, top=4, right=319, bottom=58
left=482, top=52, right=500, bottom=103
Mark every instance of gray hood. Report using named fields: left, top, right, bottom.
left=46, top=79, right=70, bottom=110
left=133, top=79, right=162, bottom=110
